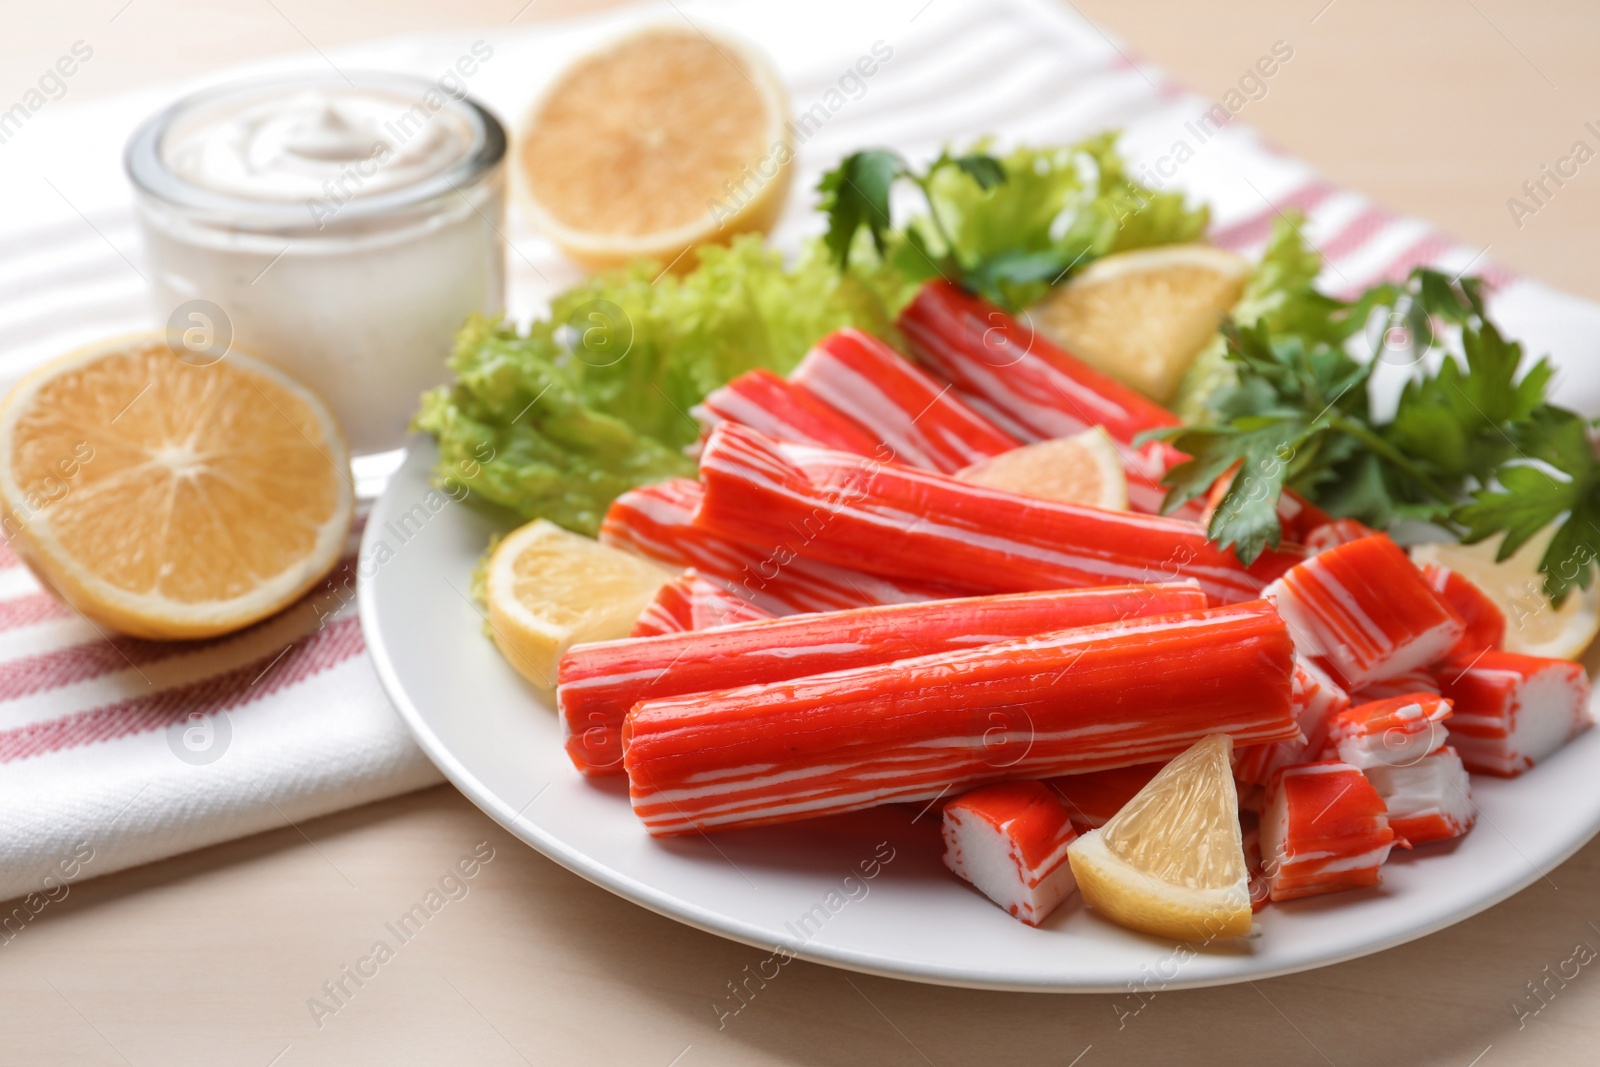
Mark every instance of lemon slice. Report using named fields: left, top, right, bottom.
left=0, top=333, right=352, bottom=640
left=516, top=25, right=793, bottom=270
left=1068, top=734, right=1252, bottom=940
left=485, top=519, right=678, bottom=688
left=1412, top=529, right=1600, bottom=660
left=955, top=428, right=1128, bottom=510
left=1029, top=245, right=1249, bottom=404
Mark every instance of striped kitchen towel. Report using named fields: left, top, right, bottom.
left=2, top=0, right=1599, bottom=906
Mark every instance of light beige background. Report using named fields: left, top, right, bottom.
left=5, top=2, right=1600, bottom=1065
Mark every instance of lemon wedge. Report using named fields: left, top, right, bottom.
left=516, top=25, right=793, bottom=271
left=0, top=334, right=352, bottom=639
left=1029, top=245, right=1250, bottom=404
left=485, top=519, right=678, bottom=688
left=1068, top=734, right=1253, bottom=940
left=1412, top=529, right=1600, bottom=660
left=956, top=427, right=1128, bottom=510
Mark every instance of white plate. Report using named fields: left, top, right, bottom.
left=359, top=439, right=1600, bottom=992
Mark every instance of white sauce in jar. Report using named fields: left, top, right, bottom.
left=127, top=70, right=506, bottom=460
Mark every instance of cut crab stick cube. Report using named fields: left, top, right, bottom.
left=1234, top=657, right=1351, bottom=786
left=942, top=781, right=1079, bottom=926
left=1419, top=563, right=1506, bottom=661
left=690, top=368, right=884, bottom=455
left=1042, top=763, right=1162, bottom=832
left=630, top=570, right=773, bottom=637
left=561, top=582, right=1208, bottom=776
left=623, top=600, right=1298, bottom=835
left=1364, top=745, right=1476, bottom=846
left=1352, top=668, right=1441, bottom=703
left=695, top=423, right=1292, bottom=604
left=1435, top=651, right=1594, bottom=777
left=1263, top=534, right=1465, bottom=689
left=790, top=328, right=1019, bottom=473
left=601, top=479, right=952, bottom=614
left=1260, top=761, right=1396, bottom=902
left=1323, top=694, right=1453, bottom=771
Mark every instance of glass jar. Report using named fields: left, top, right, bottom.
left=125, top=71, right=507, bottom=464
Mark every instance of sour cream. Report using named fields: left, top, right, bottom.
left=126, top=71, right=506, bottom=462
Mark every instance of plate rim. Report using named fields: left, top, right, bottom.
left=358, top=439, right=1600, bottom=993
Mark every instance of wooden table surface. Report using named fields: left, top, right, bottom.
left=6, top=2, right=1600, bottom=1065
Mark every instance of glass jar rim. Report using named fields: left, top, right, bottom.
left=124, top=69, right=507, bottom=231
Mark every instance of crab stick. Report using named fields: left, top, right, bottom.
left=1364, top=746, right=1475, bottom=846
left=630, top=570, right=773, bottom=637
left=1264, top=534, right=1465, bottom=689
left=1419, top=563, right=1506, bottom=661
left=1323, top=694, right=1453, bottom=771
left=1234, top=657, right=1351, bottom=786
left=942, top=781, right=1079, bottom=926
left=690, top=368, right=883, bottom=454
left=1260, top=762, right=1396, bottom=901
left=561, top=582, right=1209, bottom=776
left=695, top=423, right=1294, bottom=604
left=1435, top=651, right=1593, bottom=776
left=1352, top=668, right=1441, bottom=703
left=623, top=600, right=1298, bottom=835
left=896, top=279, right=1204, bottom=518
left=790, top=328, right=1018, bottom=473
left=601, top=479, right=952, bottom=614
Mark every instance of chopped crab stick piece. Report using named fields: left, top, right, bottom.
left=1324, top=694, right=1453, bottom=771
left=790, top=327, right=1018, bottom=473
left=1364, top=745, right=1476, bottom=846
left=1419, top=563, right=1506, bottom=660
left=897, top=279, right=1180, bottom=446
left=1263, top=534, right=1465, bottom=689
left=1042, top=763, right=1162, bottom=832
left=695, top=423, right=1290, bottom=604
left=630, top=570, right=773, bottom=637
left=1260, top=762, right=1396, bottom=901
left=1235, top=657, right=1351, bottom=786
left=1352, top=668, right=1442, bottom=703
left=690, top=368, right=884, bottom=454
left=1435, top=651, right=1594, bottom=777
left=623, top=600, right=1298, bottom=835
left=561, top=582, right=1208, bottom=776
left=601, top=479, right=951, bottom=614
left=942, top=781, right=1080, bottom=926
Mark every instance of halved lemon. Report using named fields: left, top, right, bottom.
left=1029, top=245, right=1250, bottom=404
left=1412, top=529, right=1600, bottom=660
left=955, top=427, right=1128, bottom=510
left=1068, top=734, right=1253, bottom=940
left=516, top=24, right=793, bottom=271
left=0, top=334, right=352, bottom=640
left=484, top=518, right=678, bottom=688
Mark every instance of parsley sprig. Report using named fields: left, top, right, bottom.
left=1151, top=268, right=1599, bottom=603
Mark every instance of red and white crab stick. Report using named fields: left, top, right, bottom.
left=942, top=781, right=1080, bottom=926
left=1234, top=657, right=1350, bottom=786
left=630, top=569, right=774, bottom=638
left=601, top=478, right=953, bottom=614
left=1322, top=693, right=1454, bottom=770
left=695, top=423, right=1295, bottom=604
left=1364, top=746, right=1476, bottom=847
left=561, top=582, right=1208, bottom=776
left=1264, top=534, right=1465, bottom=689
left=790, top=327, right=1018, bottom=473
left=691, top=368, right=883, bottom=455
left=1436, top=650, right=1593, bottom=776
left=623, top=600, right=1298, bottom=835
left=1260, top=761, right=1397, bottom=902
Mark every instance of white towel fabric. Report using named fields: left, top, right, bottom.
left=2, top=0, right=1598, bottom=905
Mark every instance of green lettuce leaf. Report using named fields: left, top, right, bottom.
left=414, top=237, right=902, bottom=535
